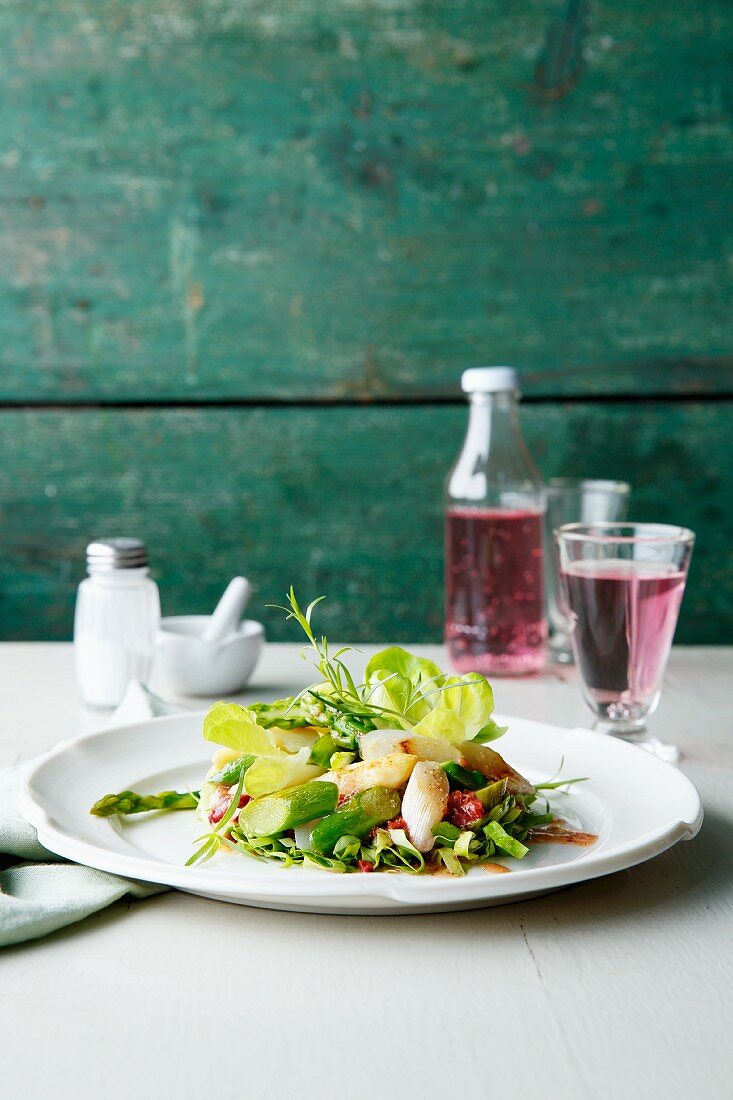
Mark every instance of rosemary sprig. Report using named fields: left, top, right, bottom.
left=534, top=776, right=589, bottom=792
left=269, top=588, right=510, bottom=739
left=268, top=588, right=412, bottom=727
left=528, top=758, right=588, bottom=813
left=186, top=768, right=247, bottom=867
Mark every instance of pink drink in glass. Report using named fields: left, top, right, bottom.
left=445, top=506, right=546, bottom=675
left=561, top=560, right=686, bottom=716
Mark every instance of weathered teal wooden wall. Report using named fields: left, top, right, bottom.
left=0, top=1, right=731, bottom=642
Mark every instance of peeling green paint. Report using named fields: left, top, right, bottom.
left=0, top=403, right=729, bottom=643
left=0, top=0, right=731, bottom=399
left=0, top=2, right=730, bottom=645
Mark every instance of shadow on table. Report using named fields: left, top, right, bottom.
left=462, top=803, right=730, bottom=931
left=4, top=806, right=729, bottom=954
left=248, top=803, right=733, bottom=942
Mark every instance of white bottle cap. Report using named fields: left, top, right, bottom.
left=461, top=366, right=518, bottom=393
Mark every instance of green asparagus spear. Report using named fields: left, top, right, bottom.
left=248, top=699, right=312, bottom=729
left=309, top=733, right=339, bottom=768
left=475, top=778, right=508, bottom=810
left=208, top=754, right=256, bottom=786
left=238, top=781, right=339, bottom=837
left=330, top=713, right=375, bottom=750
left=90, top=789, right=198, bottom=817
left=333, top=712, right=374, bottom=735
left=441, top=762, right=486, bottom=790
left=310, top=786, right=401, bottom=855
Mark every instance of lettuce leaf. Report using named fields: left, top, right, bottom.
left=243, top=748, right=324, bottom=798
left=411, top=707, right=466, bottom=744
left=268, top=727, right=320, bottom=753
left=364, top=647, right=445, bottom=726
left=431, top=675, right=495, bottom=738
left=365, top=646, right=444, bottom=688
left=362, top=647, right=500, bottom=746
left=203, top=703, right=275, bottom=755
left=362, top=670, right=414, bottom=729
left=483, top=820, right=529, bottom=859
left=411, top=674, right=497, bottom=744
left=203, top=702, right=324, bottom=798
left=470, top=717, right=508, bottom=744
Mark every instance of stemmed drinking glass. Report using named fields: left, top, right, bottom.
left=555, top=523, right=694, bottom=762
left=545, top=479, right=630, bottom=663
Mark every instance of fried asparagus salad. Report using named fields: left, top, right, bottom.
left=91, top=590, right=594, bottom=876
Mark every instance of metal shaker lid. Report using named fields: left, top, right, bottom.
left=86, top=537, right=149, bottom=572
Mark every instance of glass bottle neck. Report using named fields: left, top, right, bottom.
left=447, top=389, right=544, bottom=507
left=465, top=391, right=521, bottom=460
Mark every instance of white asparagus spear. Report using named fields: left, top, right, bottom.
left=293, top=820, right=319, bottom=851
left=359, top=729, right=462, bottom=764
left=459, top=741, right=534, bottom=795
left=322, top=752, right=417, bottom=800
left=401, top=761, right=450, bottom=852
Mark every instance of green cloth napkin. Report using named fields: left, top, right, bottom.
left=0, top=684, right=173, bottom=948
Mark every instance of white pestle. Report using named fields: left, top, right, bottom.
left=199, top=577, right=252, bottom=645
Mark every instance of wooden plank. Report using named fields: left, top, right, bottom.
left=0, top=401, right=729, bottom=643
left=0, top=1, right=731, bottom=400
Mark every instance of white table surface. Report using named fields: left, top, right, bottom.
left=1, top=643, right=731, bottom=1100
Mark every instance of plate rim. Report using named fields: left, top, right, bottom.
left=19, top=712, right=704, bottom=907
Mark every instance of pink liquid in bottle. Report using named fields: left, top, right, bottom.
left=561, top=560, right=686, bottom=712
left=445, top=506, right=547, bottom=675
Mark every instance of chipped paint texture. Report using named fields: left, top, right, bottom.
left=0, top=0, right=731, bottom=399
left=0, top=403, right=730, bottom=643
left=0, top=2, right=730, bottom=641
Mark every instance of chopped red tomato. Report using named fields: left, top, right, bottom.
left=209, top=791, right=250, bottom=825
left=357, top=860, right=374, bottom=873
left=365, top=816, right=406, bottom=843
left=446, top=790, right=484, bottom=829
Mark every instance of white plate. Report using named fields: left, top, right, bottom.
left=20, top=712, right=703, bottom=915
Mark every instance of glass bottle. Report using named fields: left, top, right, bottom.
left=445, top=367, right=547, bottom=675
left=74, top=537, right=161, bottom=708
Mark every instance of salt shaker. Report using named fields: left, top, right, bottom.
left=74, top=538, right=161, bottom=708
